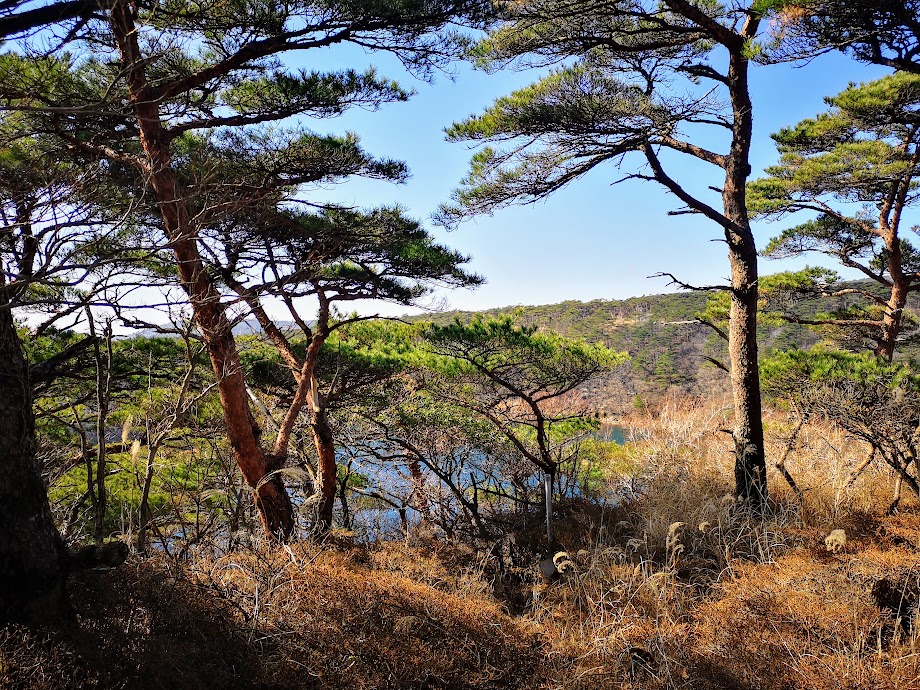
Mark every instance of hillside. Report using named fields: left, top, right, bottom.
left=414, top=281, right=920, bottom=411
left=4, top=409, right=918, bottom=690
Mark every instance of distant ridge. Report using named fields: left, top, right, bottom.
left=408, top=280, right=920, bottom=409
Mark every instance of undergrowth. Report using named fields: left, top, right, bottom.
left=2, top=397, right=919, bottom=690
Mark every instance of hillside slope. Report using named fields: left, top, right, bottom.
left=415, top=281, right=920, bottom=410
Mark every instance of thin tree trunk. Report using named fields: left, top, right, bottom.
left=845, top=445, right=877, bottom=489
left=135, top=443, right=158, bottom=554
left=894, top=457, right=920, bottom=498
left=89, top=317, right=113, bottom=544
left=724, top=35, right=768, bottom=508
left=109, top=0, right=292, bottom=540
left=407, top=456, right=430, bottom=521
left=71, top=404, right=95, bottom=532
left=338, top=468, right=351, bottom=529
left=424, top=462, right=487, bottom=538
left=888, top=473, right=903, bottom=515
left=0, top=304, right=69, bottom=624
left=776, top=417, right=804, bottom=498
left=469, top=499, right=489, bottom=540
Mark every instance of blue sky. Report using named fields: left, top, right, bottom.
left=287, top=41, right=892, bottom=318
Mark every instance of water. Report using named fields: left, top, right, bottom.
left=598, top=425, right=630, bottom=444
left=155, top=423, right=636, bottom=546
left=340, top=424, right=633, bottom=538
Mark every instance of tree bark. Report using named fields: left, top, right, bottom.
left=775, top=417, right=804, bottom=499
left=236, top=279, right=342, bottom=538
left=338, top=468, right=351, bottom=529
left=876, top=217, right=908, bottom=361
left=724, top=32, right=768, bottom=507
left=877, top=275, right=907, bottom=361
left=109, top=0, right=293, bottom=539
left=0, top=304, right=70, bottom=624
left=888, top=473, right=903, bottom=515
left=135, top=443, right=158, bottom=554
left=407, top=457, right=430, bottom=521
left=89, top=317, right=113, bottom=545
left=311, top=403, right=337, bottom=532
left=543, top=471, right=554, bottom=546
left=874, top=136, right=918, bottom=361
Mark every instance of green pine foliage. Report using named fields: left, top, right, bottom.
left=749, top=73, right=920, bottom=356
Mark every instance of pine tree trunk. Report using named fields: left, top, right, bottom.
left=90, top=319, right=112, bottom=545
left=206, top=329, right=294, bottom=539
left=110, top=0, right=293, bottom=539
left=875, top=141, right=918, bottom=361
left=724, top=40, right=768, bottom=507
left=877, top=279, right=907, bottom=361
left=0, top=304, right=69, bottom=624
left=727, top=244, right=768, bottom=505
left=543, top=471, right=554, bottom=546
left=311, top=406, right=337, bottom=532
left=877, top=232, right=907, bottom=361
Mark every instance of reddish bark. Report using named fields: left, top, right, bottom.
left=109, top=0, right=293, bottom=539
left=877, top=266, right=908, bottom=362
left=311, top=405, right=337, bottom=531
left=875, top=150, right=916, bottom=361
left=238, top=282, right=338, bottom=534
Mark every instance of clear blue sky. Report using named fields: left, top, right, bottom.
left=287, top=42, right=891, bottom=318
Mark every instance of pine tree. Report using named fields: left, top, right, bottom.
left=0, top=0, right=492, bottom=539
left=767, top=1, right=920, bottom=72
left=750, top=73, right=920, bottom=360
left=439, top=0, right=775, bottom=506
left=420, top=316, right=627, bottom=543
left=209, top=200, right=481, bottom=531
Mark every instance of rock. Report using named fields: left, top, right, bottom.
left=69, top=541, right=129, bottom=571
left=824, top=529, right=847, bottom=554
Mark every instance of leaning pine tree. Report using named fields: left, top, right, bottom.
left=439, top=0, right=777, bottom=506
left=420, top=316, right=627, bottom=544
left=0, top=0, right=493, bottom=541
left=205, top=200, right=482, bottom=532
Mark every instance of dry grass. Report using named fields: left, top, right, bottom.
left=3, top=395, right=919, bottom=689
left=692, top=545, right=919, bottom=690
left=0, top=560, right=260, bottom=690
left=522, top=395, right=920, bottom=689
left=185, top=541, right=540, bottom=689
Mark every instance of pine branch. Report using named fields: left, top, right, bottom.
left=650, top=272, right=732, bottom=292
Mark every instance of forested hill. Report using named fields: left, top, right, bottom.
left=414, top=281, right=920, bottom=410
left=414, top=292, right=737, bottom=410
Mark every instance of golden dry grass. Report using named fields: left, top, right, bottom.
left=185, top=542, right=540, bottom=689
left=522, top=396, right=920, bottom=689
left=3, top=396, right=919, bottom=690
left=1, top=538, right=542, bottom=690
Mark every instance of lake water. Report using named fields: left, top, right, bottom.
left=345, top=423, right=632, bottom=538
left=599, top=425, right=629, bottom=445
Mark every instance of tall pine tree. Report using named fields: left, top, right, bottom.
left=440, top=0, right=775, bottom=506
